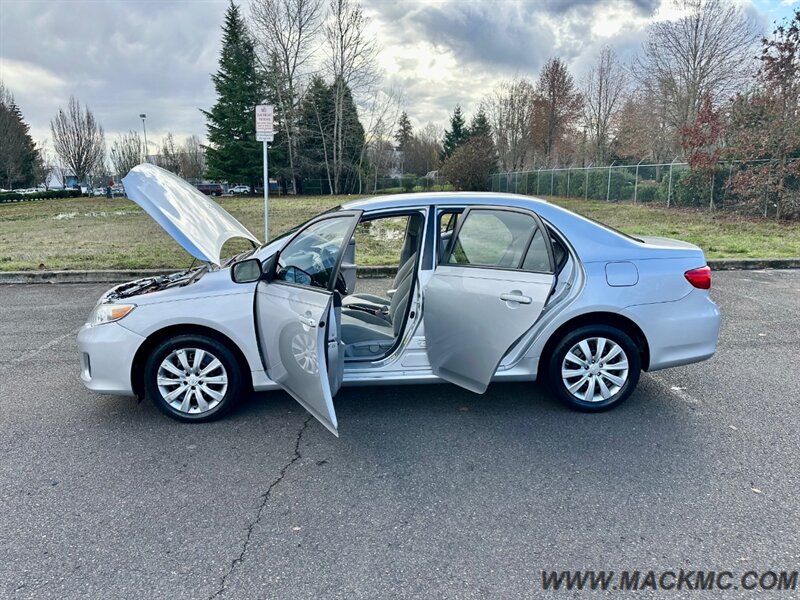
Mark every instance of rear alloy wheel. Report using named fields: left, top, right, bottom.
left=144, top=334, right=243, bottom=422
left=548, top=325, right=641, bottom=412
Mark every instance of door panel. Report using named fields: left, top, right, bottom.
left=327, top=295, right=344, bottom=395
left=256, top=283, right=339, bottom=435
left=424, top=206, right=556, bottom=393
left=254, top=210, right=362, bottom=436
left=424, top=267, right=554, bottom=393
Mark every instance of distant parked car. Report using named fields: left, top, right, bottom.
left=230, top=185, right=251, bottom=195
left=196, top=183, right=223, bottom=197
left=92, top=188, right=106, bottom=197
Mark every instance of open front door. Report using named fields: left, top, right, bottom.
left=424, top=207, right=556, bottom=394
left=255, top=211, right=361, bottom=435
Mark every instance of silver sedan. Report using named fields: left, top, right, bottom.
left=78, top=164, right=720, bottom=435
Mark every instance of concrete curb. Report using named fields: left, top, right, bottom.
left=0, top=265, right=400, bottom=284
left=0, top=259, right=797, bottom=284
left=706, top=258, right=800, bottom=271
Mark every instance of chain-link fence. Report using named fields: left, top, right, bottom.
left=489, top=158, right=799, bottom=218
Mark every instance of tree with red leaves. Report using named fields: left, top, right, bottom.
left=727, top=10, right=800, bottom=219
left=681, top=93, right=725, bottom=208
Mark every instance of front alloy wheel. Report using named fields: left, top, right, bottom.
left=144, top=334, right=243, bottom=422
left=548, top=325, right=641, bottom=412
left=157, top=348, right=229, bottom=414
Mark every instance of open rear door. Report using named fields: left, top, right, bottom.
left=255, top=211, right=361, bottom=435
left=423, top=207, right=556, bottom=393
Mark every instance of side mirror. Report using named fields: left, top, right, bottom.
left=230, top=258, right=263, bottom=284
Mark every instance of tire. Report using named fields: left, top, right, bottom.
left=144, top=334, right=244, bottom=423
left=547, top=324, right=641, bottom=412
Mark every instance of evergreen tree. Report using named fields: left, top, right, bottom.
left=441, top=105, right=467, bottom=160
left=468, top=108, right=491, bottom=139
left=202, top=2, right=269, bottom=188
left=298, top=76, right=336, bottom=188
left=394, top=111, right=413, bottom=151
left=336, top=81, right=366, bottom=193
left=466, top=106, right=497, bottom=176
left=0, top=85, right=38, bottom=188
left=297, top=76, right=365, bottom=194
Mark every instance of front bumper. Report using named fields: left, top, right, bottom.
left=626, top=290, right=721, bottom=371
left=77, top=322, right=145, bottom=396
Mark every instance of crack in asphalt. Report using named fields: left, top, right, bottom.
left=209, top=415, right=312, bottom=600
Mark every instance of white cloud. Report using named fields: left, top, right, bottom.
left=0, top=0, right=795, bottom=146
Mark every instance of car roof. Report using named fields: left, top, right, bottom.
left=342, top=191, right=643, bottom=262
left=342, top=191, right=552, bottom=212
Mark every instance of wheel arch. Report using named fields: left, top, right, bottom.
left=131, top=323, right=253, bottom=399
left=539, top=311, right=650, bottom=373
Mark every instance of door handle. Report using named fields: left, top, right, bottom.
left=500, top=292, right=532, bottom=304
left=298, top=315, right=317, bottom=327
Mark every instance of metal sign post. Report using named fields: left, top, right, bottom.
left=255, top=104, right=274, bottom=242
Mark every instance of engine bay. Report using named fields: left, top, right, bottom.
left=104, top=267, right=206, bottom=301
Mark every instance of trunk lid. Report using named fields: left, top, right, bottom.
left=122, top=163, right=260, bottom=266
left=636, top=235, right=702, bottom=253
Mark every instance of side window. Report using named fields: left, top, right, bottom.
left=437, top=210, right=460, bottom=263
left=521, top=229, right=550, bottom=272
left=276, top=216, right=355, bottom=289
left=548, top=231, right=568, bottom=272
left=448, top=209, right=537, bottom=269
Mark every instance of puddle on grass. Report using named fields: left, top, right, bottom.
left=53, top=211, right=132, bottom=220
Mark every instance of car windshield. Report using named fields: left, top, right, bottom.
left=256, top=204, right=342, bottom=251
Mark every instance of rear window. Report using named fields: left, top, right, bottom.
left=581, top=214, right=643, bottom=243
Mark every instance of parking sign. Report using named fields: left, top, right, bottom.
left=256, top=105, right=274, bottom=141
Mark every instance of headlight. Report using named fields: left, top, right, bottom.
left=87, top=303, right=136, bottom=326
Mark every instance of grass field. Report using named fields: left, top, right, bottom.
left=1, top=193, right=798, bottom=271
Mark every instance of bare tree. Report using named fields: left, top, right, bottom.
left=155, top=133, right=182, bottom=174
left=613, top=90, right=674, bottom=164
left=366, top=125, right=395, bottom=190
left=110, top=130, right=143, bottom=179
left=531, top=58, right=583, bottom=167
left=482, top=77, right=537, bottom=171
left=180, top=135, right=206, bottom=181
left=404, top=122, right=443, bottom=176
left=0, top=81, right=12, bottom=107
left=50, top=96, right=105, bottom=185
left=636, top=0, right=759, bottom=132
left=357, top=86, right=403, bottom=192
left=325, top=0, right=379, bottom=193
left=583, top=46, right=627, bottom=164
left=250, top=0, right=323, bottom=192
left=32, top=140, right=55, bottom=189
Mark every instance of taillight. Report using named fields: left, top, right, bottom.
left=685, top=266, right=712, bottom=289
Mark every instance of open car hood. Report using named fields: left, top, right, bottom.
left=122, top=163, right=260, bottom=266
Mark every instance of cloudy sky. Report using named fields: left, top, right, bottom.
left=1, top=0, right=797, bottom=153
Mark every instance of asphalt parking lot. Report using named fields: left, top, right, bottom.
left=1, top=270, right=798, bottom=599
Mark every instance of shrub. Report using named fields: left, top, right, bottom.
left=400, top=175, right=416, bottom=192
left=440, top=137, right=496, bottom=191
left=658, top=168, right=727, bottom=207
left=0, top=189, right=82, bottom=203
left=635, top=181, right=659, bottom=202
left=564, top=169, right=636, bottom=201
